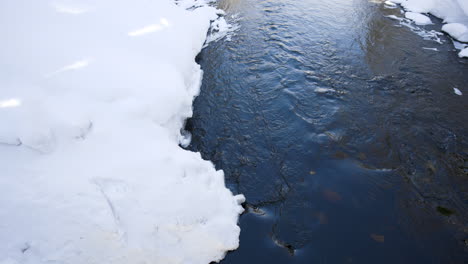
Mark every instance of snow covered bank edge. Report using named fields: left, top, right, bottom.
left=0, top=1, right=244, bottom=264
left=388, top=0, right=468, bottom=57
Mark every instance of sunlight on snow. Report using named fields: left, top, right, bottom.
left=46, top=58, right=92, bottom=78
left=128, top=18, right=171, bottom=37
left=52, top=3, right=89, bottom=15
left=0, top=99, right=21, bottom=108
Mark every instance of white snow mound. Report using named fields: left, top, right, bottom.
left=405, top=12, right=433, bottom=25
left=0, top=1, right=244, bottom=264
left=442, top=23, right=468, bottom=42
left=459, top=47, right=468, bottom=57
left=384, top=1, right=398, bottom=8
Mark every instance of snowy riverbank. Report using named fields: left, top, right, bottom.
left=388, top=0, right=468, bottom=57
left=0, top=1, right=244, bottom=263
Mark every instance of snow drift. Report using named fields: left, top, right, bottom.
left=0, top=0, right=244, bottom=264
left=389, top=0, right=468, bottom=57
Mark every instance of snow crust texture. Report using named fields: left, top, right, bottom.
left=388, top=0, right=468, bottom=57
left=0, top=1, right=244, bottom=264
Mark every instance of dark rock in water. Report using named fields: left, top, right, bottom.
left=436, top=206, right=455, bottom=216
left=370, top=234, right=385, bottom=243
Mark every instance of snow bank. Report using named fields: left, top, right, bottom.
left=0, top=1, right=244, bottom=264
left=388, top=0, right=468, bottom=57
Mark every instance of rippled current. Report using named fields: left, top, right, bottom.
left=185, top=0, right=468, bottom=262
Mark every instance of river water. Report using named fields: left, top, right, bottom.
left=186, top=0, right=468, bottom=262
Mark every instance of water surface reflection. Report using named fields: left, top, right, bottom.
left=188, top=0, right=468, bottom=262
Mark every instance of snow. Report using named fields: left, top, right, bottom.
left=0, top=1, right=244, bottom=264
left=454, top=88, right=463, bottom=95
left=405, top=12, right=433, bottom=25
left=451, top=39, right=468, bottom=57
left=315, top=87, right=337, bottom=93
left=442, top=23, right=468, bottom=42
left=459, top=47, right=468, bottom=57
left=386, top=14, right=404, bottom=21
left=384, top=1, right=398, bottom=8
left=387, top=0, right=468, bottom=55
left=422, top=47, right=439, bottom=51
left=396, top=17, right=444, bottom=43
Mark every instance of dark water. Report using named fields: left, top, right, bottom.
left=186, top=0, right=468, bottom=263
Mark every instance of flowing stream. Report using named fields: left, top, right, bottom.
left=186, top=0, right=468, bottom=262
